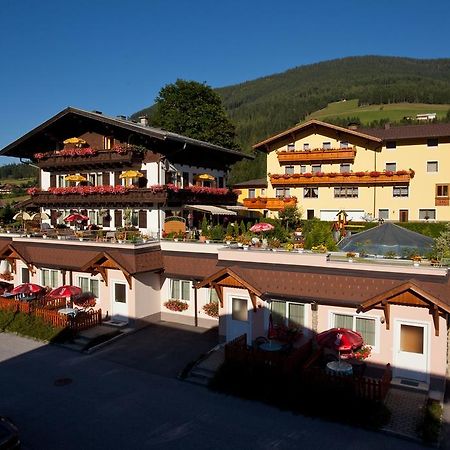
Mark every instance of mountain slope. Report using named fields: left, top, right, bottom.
left=133, top=56, right=450, bottom=182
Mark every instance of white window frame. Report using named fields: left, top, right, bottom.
left=304, top=187, right=318, bottom=199
left=77, top=276, right=100, bottom=297
left=230, top=295, right=249, bottom=323
left=334, top=186, right=358, bottom=198
left=270, top=300, right=308, bottom=328
left=427, top=161, right=438, bottom=173
left=378, top=209, right=389, bottom=220
left=248, top=188, right=256, bottom=199
left=285, top=165, right=295, bottom=175
left=287, top=143, right=295, bottom=151
left=393, top=186, right=409, bottom=198
left=385, top=162, right=396, bottom=172
left=169, top=278, right=191, bottom=302
left=419, top=209, right=436, bottom=221
left=112, top=281, right=127, bottom=304
left=41, top=268, right=59, bottom=288
left=303, top=143, right=310, bottom=151
left=328, top=310, right=380, bottom=353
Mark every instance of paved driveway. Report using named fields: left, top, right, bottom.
left=0, top=332, right=424, bottom=450
left=94, top=321, right=219, bottom=377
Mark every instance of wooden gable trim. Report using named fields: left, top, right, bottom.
left=357, top=281, right=450, bottom=314
left=81, top=252, right=133, bottom=290
left=195, top=267, right=263, bottom=298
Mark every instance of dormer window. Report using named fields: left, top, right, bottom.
left=287, top=143, right=295, bottom=151
left=340, top=141, right=349, bottom=148
left=323, top=142, right=331, bottom=150
left=303, top=143, right=310, bottom=151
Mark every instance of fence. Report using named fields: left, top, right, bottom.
left=224, top=333, right=313, bottom=376
left=302, top=363, right=392, bottom=402
left=0, top=296, right=102, bottom=331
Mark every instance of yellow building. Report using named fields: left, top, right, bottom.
left=241, top=119, right=450, bottom=222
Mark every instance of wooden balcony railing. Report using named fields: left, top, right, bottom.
left=243, top=197, right=297, bottom=210
left=270, top=170, right=414, bottom=187
left=37, top=150, right=142, bottom=170
left=30, top=189, right=168, bottom=207
left=29, top=188, right=238, bottom=208
left=277, top=148, right=356, bottom=163
left=435, top=197, right=449, bottom=206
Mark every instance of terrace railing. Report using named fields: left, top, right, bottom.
left=277, top=148, right=356, bottom=163
left=243, top=197, right=297, bottom=210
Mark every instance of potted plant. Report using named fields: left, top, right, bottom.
left=346, top=251, right=356, bottom=262
left=164, top=299, right=189, bottom=312
left=116, top=231, right=126, bottom=243
left=412, top=255, right=422, bottom=267
left=141, top=233, right=149, bottom=243
left=268, top=237, right=281, bottom=251
left=225, top=234, right=233, bottom=245
left=75, top=231, right=84, bottom=241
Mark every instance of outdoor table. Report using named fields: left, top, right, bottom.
left=326, top=360, right=353, bottom=376
left=58, top=307, right=77, bottom=317
left=2, top=293, right=15, bottom=299
left=259, top=341, right=283, bottom=352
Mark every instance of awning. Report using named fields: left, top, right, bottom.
left=185, top=205, right=237, bottom=216
left=222, top=205, right=249, bottom=212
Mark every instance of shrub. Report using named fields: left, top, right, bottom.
left=209, top=225, right=225, bottom=241
left=303, top=220, right=337, bottom=250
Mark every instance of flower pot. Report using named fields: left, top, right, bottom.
left=348, top=258, right=353, bottom=263
left=205, top=240, right=210, bottom=244
left=142, top=239, right=148, bottom=243
left=413, top=262, right=420, bottom=267
left=57, top=235, right=62, bottom=240
left=226, top=241, right=231, bottom=245
left=237, top=242, right=243, bottom=247
left=43, top=235, right=47, bottom=239
left=26, top=234, right=31, bottom=238
left=118, top=240, right=124, bottom=244
left=243, top=245, right=249, bottom=251
left=271, top=248, right=277, bottom=252
left=79, top=238, right=83, bottom=242
left=174, top=238, right=179, bottom=242
left=297, top=249, right=304, bottom=253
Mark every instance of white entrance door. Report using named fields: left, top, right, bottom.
left=394, top=321, right=428, bottom=383
left=112, top=282, right=128, bottom=322
left=227, top=297, right=252, bottom=344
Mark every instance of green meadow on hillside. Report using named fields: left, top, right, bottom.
left=307, top=99, right=450, bottom=124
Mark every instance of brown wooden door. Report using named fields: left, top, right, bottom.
left=399, top=210, right=409, bottom=222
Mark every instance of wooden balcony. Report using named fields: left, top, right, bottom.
left=270, top=170, right=414, bottom=187
left=435, top=197, right=449, bottom=206
left=29, top=188, right=238, bottom=208
left=30, top=189, right=167, bottom=207
left=243, top=197, right=297, bottom=210
left=277, top=148, right=356, bottom=163
left=37, top=150, right=143, bottom=171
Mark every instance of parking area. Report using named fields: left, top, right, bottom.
left=94, top=320, right=219, bottom=378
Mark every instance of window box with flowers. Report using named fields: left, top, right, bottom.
left=203, top=302, right=219, bottom=318
left=164, top=299, right=189, bottom=312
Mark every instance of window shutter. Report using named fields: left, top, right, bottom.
left=114, top=210, right=122, bottom=228
left=138, top=210, right=147, bottom=228
left=50, top=209, right=58, bottom=226
left=50, top=174, right=56, bottom=188
left=103, top=172, right=110, bottom=186
left=103, top=210, right=111, bottom=227
left=114, top=172, right=121, bottom=185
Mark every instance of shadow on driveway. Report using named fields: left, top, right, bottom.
left=93, top=320, right=219, bottom=378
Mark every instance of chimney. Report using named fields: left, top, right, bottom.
left=92, top=110, right=102, bottom=115
left=117, top=115, right=127, bottom=120
left=348, top=122, right=359, bottom=131
left=139, top=116, right=149, bottom=126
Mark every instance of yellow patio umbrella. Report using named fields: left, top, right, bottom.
left=119, top=170, right=144, bottom=179
left=195, top=173, right=215, bottom=181
left=65, top=174, right=87, bottom=182
left=13, top=211, right=32, bottom=233
left=63, top=137, right=87, bottom=145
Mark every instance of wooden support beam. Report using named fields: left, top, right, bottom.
left=124, top=272, right=132, bottom=290
left=96, top=266, right=108, bottom=286
left=432, top=305, right=440, bottom=337
left=382, top=300, right=390, bottom=330
left=213, top=284, right=223, bottom=307
left=249, top=291, right=257, bottom=312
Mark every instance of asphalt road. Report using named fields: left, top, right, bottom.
left=0, top=331, right=424, bottom=450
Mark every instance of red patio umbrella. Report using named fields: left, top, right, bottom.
left=64, top=213, right=89, bottom=223
left=316, top=328, right=363, bottom=352
left=49, top=285, right=82, bottom=298
left=11, top=283, right=44, bottom=295
left=249, top=223, right=275, bottom=233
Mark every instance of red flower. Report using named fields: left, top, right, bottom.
left=302, top=173, right=313, bottom=178
left=369, top=171, right=381, bottom=177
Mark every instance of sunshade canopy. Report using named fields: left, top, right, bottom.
left=316, top=328, right=363, bottom=351
left=13, top=211, right=32, bottom=221
left=65, top=174, right=87, bottom=182
left=250, top=223, right=274, bottom=233
left=338, top=222, right=434, bottom=257
left=11, top=283, right=44, bottom=295
left=194, top=173, right=215, bottom=181
left=185, top=205, right=237, bottom=216
left=119, top=170, right=143, bottom=179
left=64, top=213, right=89, bottom=222
left=49, top=285, right=82, bottom=298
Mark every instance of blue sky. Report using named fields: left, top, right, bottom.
left=1, top=0, right=449, bottom=164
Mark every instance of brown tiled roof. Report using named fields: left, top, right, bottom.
left=4, top=241, right=163, bottom=275
left=358, top=123, right=450, bottom=141
left=233, top=178, right=267, bottom=188
left=162, top=251, right=219, bottom=281
left=206, top=262, right=450, bottom=308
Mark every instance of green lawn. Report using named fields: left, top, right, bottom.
left=307, top=99, right=450, bottom=124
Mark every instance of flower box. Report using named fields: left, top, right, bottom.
left=164, top=299, right=189, bottom=312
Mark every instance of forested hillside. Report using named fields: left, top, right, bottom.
left=134, top=56, right=450, bottom=182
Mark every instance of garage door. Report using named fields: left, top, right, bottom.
left=320, top=210, right=339, bottom=221
left=320, top=210, right=366, bottom=221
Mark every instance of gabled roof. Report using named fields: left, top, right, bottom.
left=232, top=178, right=268, bottom=188
left=0, top=240, right=163, bottom=275
left=0, top=107, right=252, bottom=167
left=252, top=119, right=382, bottom=152
left=358, top=123, right=450, bottom=141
